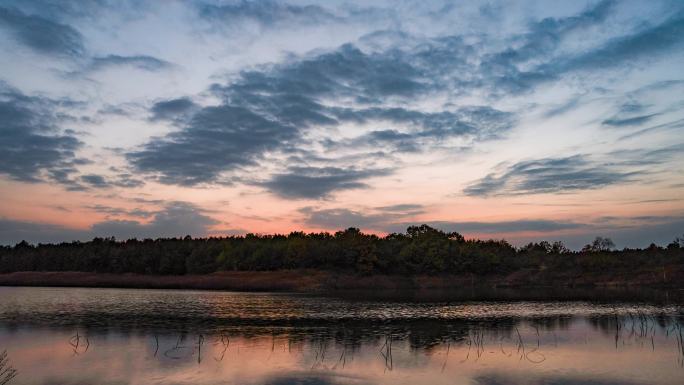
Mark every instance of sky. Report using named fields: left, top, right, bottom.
left=0, top=0, right=683, bottom=249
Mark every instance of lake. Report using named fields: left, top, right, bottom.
left=0, top=286, right=682, bottom=385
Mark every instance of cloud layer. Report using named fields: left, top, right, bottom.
left=0, top=202, right=218, bottom=244
left=0, top=1, right=682, bottom=247
left=0, top=82, right=84, bottom=184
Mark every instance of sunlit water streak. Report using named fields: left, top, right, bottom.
left=0, top=287, right=682, bottom=385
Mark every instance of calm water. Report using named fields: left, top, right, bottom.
left=0, top=287, right=682, bottom=385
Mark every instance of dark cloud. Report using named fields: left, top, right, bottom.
left=376, top=204, right=424, bottom=213
left=79, top=173, right=144, bottom=189
left=150, top=97, right=198, bottom=122
left=466, top=144, right=680, bottom=198
left=197, top=0, right=336, bottom=28
left=0, top=83, right=85, bottom=183
left=0, top=202, right=218, bottom=245
left=479, top=1, right=616, bottom=94
left=2, top=0, right=129, bottom=21
left=129, top=105, right=298, bottom=185
left=88, top=54, right=173, bottom=72
left=0, top=218, right=87, bottom=245
left=410, top=220, right=583, bottom=234
left=301, top=207, right=684, bottom=249
left=336, top=106, right=515, bottom=141
left=91, top=202, right=218, bottom=240
left=0, top=6, right=84, bottom=57
left=45, top=166, right=88, bottom=191
left=216, top=44, right=428, bottom=102
left=510, top=215, right=684, bottom=250
left=480, top=3, right=684, bottom=94
left=87, top=204, right=153, bottom=218
left=513, top=0, right=616, bottom=63
left=300, top=207, right=410, bottom=231
left=602, top=113, right=659, bottom=127
left=618, top=117, right=684, bottom=141
left=80, top=174, right=107, bottom=188
left=317, top=106, right=514, bottom=156
left=349, top=129, right=421, bottom=153
left=301, top=207, right=577, bottom=233
left=131, top=41, right=513, bottom=187
left=488, top=2, right=614, bottom=63
left=549, top=10, right=684, bottom=74
left=263, top=167, right=392, bottom=199
left=3, top=209, right=681, bottom=250
left=109, top=173, right=145, bottom=188
left=122, top=2, right=677, bottom=191
left=464, top=156, right=637, bottom=197
left=300, top=203, right=427, bottom=231
left=606, top=144, right=684, bottom=166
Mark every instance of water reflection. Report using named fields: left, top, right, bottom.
left=0, top=350, right=18, bottom=385
left=0, top=287, right=682, bottom=385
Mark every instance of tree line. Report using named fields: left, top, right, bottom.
left=0, top=225, right=682, bottom=275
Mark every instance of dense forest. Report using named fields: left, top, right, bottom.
left=1, top=225, right=682, bottom=276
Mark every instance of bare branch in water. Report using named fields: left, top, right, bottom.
left=0, top=350, right=18, bottom=385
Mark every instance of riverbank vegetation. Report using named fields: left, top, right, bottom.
left=1, top=225, right=682, bottom=280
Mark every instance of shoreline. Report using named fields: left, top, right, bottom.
left=0, top=267, right=682, bottom=293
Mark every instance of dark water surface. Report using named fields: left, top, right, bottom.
left=0, top=286, right=682, bottom=385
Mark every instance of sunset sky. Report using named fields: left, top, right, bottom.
left=1, top=0, right=682, bottom=248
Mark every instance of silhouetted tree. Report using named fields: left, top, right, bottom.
left=0, top=226, right=681, bottom=277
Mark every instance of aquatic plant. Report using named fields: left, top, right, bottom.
left=0, top=350, right=17, bottom=385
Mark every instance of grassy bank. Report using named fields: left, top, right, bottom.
left=1, top=264, right=683, bottom=293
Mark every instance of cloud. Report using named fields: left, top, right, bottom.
left=129, top=41, right=514, bottom=187
left=408, top=220, right=584, bottom=234
left=301, top=206, right=583, bottom=234
left=549, top=10, right=684, bottom=74
left=463, top=144, right=683, bottom=197
left=509, top=215, right=684, bottom=249
left=301, top=207, right=394, bottom=230
left=108, top=173, right=145, bottom=188
left=485, top=1, right=616, bottom=69
left=0, top=218, right=86, bottom=245
left=87, top=204, right=153, bottom=218
left=376, top=204, right=425, bottom=213
left=300, top=207, right=684, bottom=249
left=79, top=173, right=144, bottom=189
left=87, top=54, right=173, bottom=72
left=335, top=106, right=515, bottom=143
left=0, top=202, right=218, bottom=245
left=216, top=43, right=429, bottom=102
left=618, top=117, right=684, bottom=140
left=479, top=3, right=684, bottom=94
left=300, top=204, right=425, bottom=231
left=129, top=105, right=298, bottom=185
left=350, top=129, right=421, bottom=152
left=302, top=207, right=567, bottom=233
left=331, top=106, right=514, bottom=153
left=150, top=97, right=198, bottom=122
left=5, top=210, right=681, bottom=249
left=90, top=202, right=218, bottom=240
left=0, top=6, right=84, bottom=57
left=80, top=174, right=107, bottom=188
left=263, top=167, right=392, bottom=199
left=463, top=155, right=638, bottom=197
left=1, top=0, right=133, bottom=21
left=478, top=1, right=617, bottom=94
left=602, top=113, right=659, bottom=127
left=0, top=82, right=85, bottom=183
left=197, top=0, right=336, bottom=29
